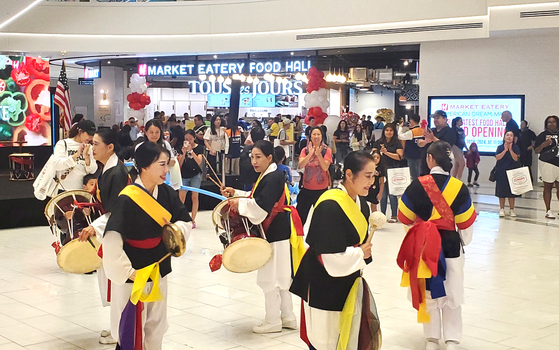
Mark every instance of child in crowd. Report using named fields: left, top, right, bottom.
left=82, top=174, right=97, bottom=193
left=465, top=142, right=480, bottom=187
left=274, top=146, right=292, bottom=185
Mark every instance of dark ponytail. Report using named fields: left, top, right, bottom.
left=95, top=128, right=120, bottom=155
left=426, top=141, right=453, bottom=172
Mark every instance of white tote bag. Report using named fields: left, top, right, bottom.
left=506, top=166, right=533, bottom=195
left=33, top=155, right=59, bottom=200
left=386, top=167, right=411, bottom=196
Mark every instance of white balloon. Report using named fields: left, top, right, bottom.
left=322, top=115, right=341, bottom=140
left=141, top=83, right=148, bottom=93
left=317, top=88, right=328, bottom=98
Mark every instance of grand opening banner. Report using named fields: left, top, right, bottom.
left=0, top=55, right=51, bottom=146
left=428, top=95, right=524, bottom=154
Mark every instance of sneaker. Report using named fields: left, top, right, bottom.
left=192, top=221, right=196, bottom=229
left=509, top=209, right=517, bottom=217
left=100, top=330, right=111, bottom=338
left=281, top=316, right=298, bottom=330
left=99, top=335, right=117, bottom=345
left=473, top=182, right=480, bottom=187
left=252, top=321, right=282, bottom=334
left=426, top=340, right=440, bottom=350
left=388, top=217, right=398, bottom=223
left=545, top=210, right=556, bottom=219
left=445, top=342, right=458, bottom=350
left=499, top=209, right=505, bottom=217
left=467, top=183, right=473, bottom=187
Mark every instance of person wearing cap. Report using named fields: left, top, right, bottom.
left=128, top=117, right=139, bottom=142
left=277, top=117, right=296, bottom=160
left=53, top=120, right=98, bottom=192
left=374, top=116, right=385, bottom=130
left=419, top=110, right=457, bottom=176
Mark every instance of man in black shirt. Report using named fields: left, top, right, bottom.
left=418, top=110, right=457, bottom=175
left=192, top=114, right=207, bottom=148
left=168, top=116, right=185, bottom=154
left=502, top=110, right=520, bottom=143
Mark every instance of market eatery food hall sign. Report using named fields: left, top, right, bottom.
left=137, top=59, right=313, bottom=77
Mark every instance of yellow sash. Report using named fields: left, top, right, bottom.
left=314, top=189, right=369, bottom=350
left=119, top=184, right=172, bottom=304
left=314, top=189, right=368, bottom=243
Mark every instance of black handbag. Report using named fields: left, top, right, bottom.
left=489, top=166, right=496, bottom=182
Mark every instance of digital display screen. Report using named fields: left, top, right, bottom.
left=252, top=94, right=275, bottom=108
left=428, top=95, right=524, bottom=154
left=275, top=94, right=298, bottom=108
left=208, top=93, right=277, bottom=108
left=0, top=55, right=51, bottom=146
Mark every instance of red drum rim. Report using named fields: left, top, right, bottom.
left=44, top=190, right=94, bottom=221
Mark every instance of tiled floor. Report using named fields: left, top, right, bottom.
left=0, top=184, right=558, bottom=349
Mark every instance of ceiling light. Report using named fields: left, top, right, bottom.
left=406, top=105, right=412, bottom=110
left=225, top=77, right=232, bottom=84
left=217, top=75, right=225, bottom=83
left=199, top=74, right=207, bottom=81
left=213, top=55, right=218, bottom=59
left=154, top=58, right=158, bottom=61
left=208, top=75, right=216, bottom=82
left=403, top=61, right=409, bottom=66
left=253, top=77, right=260, bottom=84
left=247, top=76, right=253, bottom=83
left=276, top=76, right=282, bottom=84
left=107, top=61, right=111, bottom=64
left=282, top=77, right=288, bottom=84
left=383, top=47, right=387, bottom=50
left=239, top=74, right=246, bottom=82
left=290, top=52, right=294, bottom=56
left=0, top=0, right=43, bottom=31
left=295, top=73, right=303, bottom=81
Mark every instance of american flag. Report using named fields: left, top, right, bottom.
left=55, top=60, right=72, bottom=133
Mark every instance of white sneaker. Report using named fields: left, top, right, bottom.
left=99, top=335, right=117, bottom=345
left=445, top=342, right=459, bottom=350
left=426, top=340, right=440, bottom=350
left=509, top=209, right=517, bottom=217
left=100, top=330, right=111, bottom=338
left=282, top=316, right=298, bottom=330
left=252, top=321, right=282, bottom=334
left=499, top=209, right=505, bottom=217
left=546, top=210, right=556, bottom=219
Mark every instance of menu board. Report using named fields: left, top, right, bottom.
left=208, top=93, right=276, bottom=108
left=0, top=55, right=51, bottom=146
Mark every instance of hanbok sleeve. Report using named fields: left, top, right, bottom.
left=306, top=200, right=353, bottom=254
left=103, top=230, right=135, bottom=285
left=453, top=184, right=477, bottom=230
left=398, top=184, right=417, bottom=225
left=53, top=140, right=77, bottom=171
left=321, top=247, right=366, bottom=277
left=238, top=172, right=283, bottom=225
left=85, top=146, right=98, bottom=174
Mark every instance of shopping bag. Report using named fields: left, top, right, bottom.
left=386, top=167, right=411, bottom=196
left=33, top=155, right=59, bottom=200
left=506, top=166, right=533, bottom=195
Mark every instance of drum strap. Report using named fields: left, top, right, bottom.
left=9, top=155, right=33, bottom=165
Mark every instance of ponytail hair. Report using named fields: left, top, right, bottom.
left=426, top=141, right=453, bottom=172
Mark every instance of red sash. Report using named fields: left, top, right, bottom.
left=418, top=175, right=455, bottom=231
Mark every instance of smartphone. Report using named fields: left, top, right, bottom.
left=183, top=141, right=189, bottom=148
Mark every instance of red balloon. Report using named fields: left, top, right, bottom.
left=308, top=67, right=318, bottom=76
left=126, top=94, right=134, bottom=103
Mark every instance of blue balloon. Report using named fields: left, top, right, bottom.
left=181, top=186, right=226, bottom=201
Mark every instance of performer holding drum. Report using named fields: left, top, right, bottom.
left=102, top=141, right=192, bottom=350
left=221, top=140, right=304, bottom=334
left=290, top=151, right=382, bottom=350
left=78, top=128, right=130, bottom=344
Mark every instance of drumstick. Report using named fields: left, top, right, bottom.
left=365, top=226, right=377, bottom=245
left=157, top=252, right=172, bottom=265
left=202, top=153, right=224, bottom=188
left=87, top=237, right=96, bottom=249
left=207, top=176, right=223, bottom=189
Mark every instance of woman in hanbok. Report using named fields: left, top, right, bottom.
left=397, top=141, right=476, bottom=350
left=290, top=150, right=382, bottom=350
left=103, top=142, right=192, bottom=350
left=222, top=140, right=305, bottom=334
left=78, top=128, right=130, bottom=344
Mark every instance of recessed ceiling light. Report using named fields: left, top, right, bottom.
left=107, top=61, right=111, bottom=64
left=290, top=52, right=294, bottom=56
left=383, top=47, right=387, bottom=51
left=154, top=58, right=158, bottom=61
left=213, top=55, right=218, bottom=59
